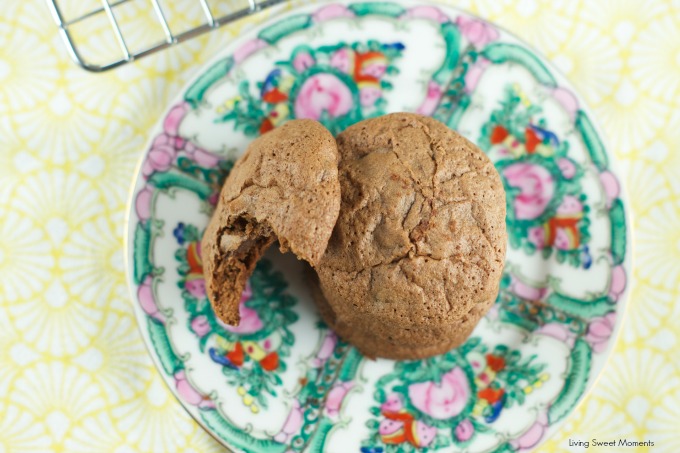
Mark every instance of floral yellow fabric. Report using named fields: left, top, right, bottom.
left=0, top=0, right=678, bottom=451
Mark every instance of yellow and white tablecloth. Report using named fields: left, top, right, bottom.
left=1, top=0, right=678, bottom=451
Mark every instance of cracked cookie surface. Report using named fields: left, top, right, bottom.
left=315, top=113, right=507, bottom=359
left=202, top=119, right=340, bottom=325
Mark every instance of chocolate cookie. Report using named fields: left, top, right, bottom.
left=314, top=113, right=506, bottom=359
left=202, top=120, right=340, bottom=325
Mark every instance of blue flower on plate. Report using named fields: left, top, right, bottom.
left=173, top=222, right=186, bottom=245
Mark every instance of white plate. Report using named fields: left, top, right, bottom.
left=126, top=2, right=631, bottom=451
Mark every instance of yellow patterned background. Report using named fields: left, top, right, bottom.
left=0, top=0, right=678, bottom=451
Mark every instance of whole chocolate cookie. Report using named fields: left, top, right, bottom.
left=202, top=119, right=340, bottom=325
left=314, top=113, right=506, bottom=359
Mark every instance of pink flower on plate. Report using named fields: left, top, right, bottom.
left=325, top=381, right=354, bottom=420
left=174, top=370, right=215, bottom=409
left=455, top=419, right=474, bottom=442
left=379, top=417, right=403, bottom=437
left=274, top=400, right=303, bottom=443
left=138, top=275, right=163, bottom=322
left=503, top=163, right=555, bottom=220
left=190, top=315, right=211, bottom=338
left=408, top=367, right=470, bottom=419
left=135, top=185, right=153, bottom=221
left=599, top=171, right=620, bottom=208
left=311, top=331, right=338, bottom=368
left=585, top=312, right=616, bottom=353
left=142, top=136, right=176, bottom=178
left=556, top=195, right=583, bottom=216
left=312, top=4, right=355, bottom=22
left=536, top=323, right=576, bottom=349
left=360, top=61, right=387, bottom=79
left=553, top=227, right=574, bottom=250
left=294, top=73, right=353, bottom=120
left=509, top=411, right=548, bottom=452
left=413, top=421, right=437, bottom=447
left=456, top=16, right=499, bottom=48
left=527, top=226, right=546, bottom=248
left=293, top=51, right=315, bottom=72
left=380, top=393, right=403, bottom=413
left=510, top=277, right=547, bottom=301
left=557, top=158, right=577, bottom=179
left=185, top=277, right=206, bottom=299
left=464, top=57, right=490, bottom=93
left=150, top=102, right=221, bottom=172
left=330, top=48, right=352, bottom=73
left=185, top=141, right=220, bottom=168
left=379, top=417, right=436, bottom=448
left=164, top=102, right=189, bottom=136
left=404, top=5, right=448, bottom=23
left=360, top=86, right=383, bottom=107
left=608, top=265, right=626, bottom=301
left=233, top=39, right=267, bottom=64
left=417, top=81, right=443, bottom=116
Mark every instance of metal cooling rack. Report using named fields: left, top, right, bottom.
left=46, top=0, right=284, bottom=72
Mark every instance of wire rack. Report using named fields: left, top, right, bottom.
left=46, top=0, right=285, bottom=72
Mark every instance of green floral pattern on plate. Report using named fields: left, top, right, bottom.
left=127, top=2, right=629, bottom=451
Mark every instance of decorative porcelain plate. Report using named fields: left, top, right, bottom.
left=126, top=2, right=630, bottom=452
